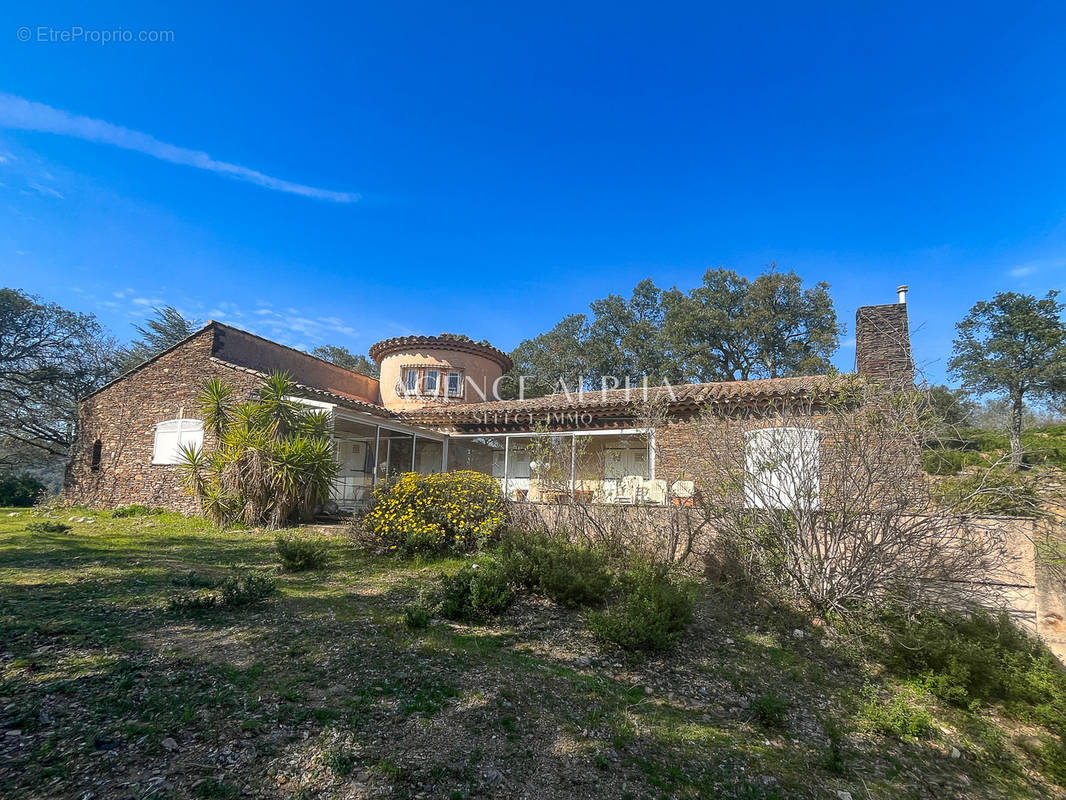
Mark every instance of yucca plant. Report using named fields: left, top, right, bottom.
left=177, top=372, right=339, bottom=528
left=198, top=378, right=234, bottom=439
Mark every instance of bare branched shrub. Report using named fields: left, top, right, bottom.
left=507, top=499, right=713, bottom=567
left=676, top=377, right=1017, bottom=617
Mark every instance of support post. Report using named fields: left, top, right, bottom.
left=373, top=426, right=381, bottom=488
left=503, top=436, right=510, bottom=500
left=570, top=433, right=577, bottom=498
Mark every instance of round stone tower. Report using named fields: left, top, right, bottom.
left=369, top=334, right=513, bottom=411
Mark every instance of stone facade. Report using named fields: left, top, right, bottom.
left=63, top=328, right=262, bottom=513
left=855, top=301, right=913, bottom=384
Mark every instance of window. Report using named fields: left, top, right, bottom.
left=153, top=419, right=204, bottom=465
left=398, top=366, right=463, bottom=397
left=446, top=371, right=461, bottom=397
left=744, top=427, right=820, bottom=510
left=90, top=440, right=102, bottom=472
left=604, top=447, right=649, bottom=479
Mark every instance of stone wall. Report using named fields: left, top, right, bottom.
left=62, top=328, right=261, bottom=513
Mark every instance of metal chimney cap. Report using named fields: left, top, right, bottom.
left=897, top=285, right=909, bottom=304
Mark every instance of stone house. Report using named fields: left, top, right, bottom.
left=62, top=289, right=913, bottom=513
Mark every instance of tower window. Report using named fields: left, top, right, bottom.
left=446, top=372, right=462, bottom=397
left=398, top=366, right=464, bottom=398
left=91, top=440, right=102, bottom=472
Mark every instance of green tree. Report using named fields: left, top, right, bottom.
left=507, top=265, right=841, bottom=397
left=0, top=288, right=118, bottom=465
left=949, top=291, right=1066, bottom=469
left=663, top=265, right=841, bottom=381
left=506, top=314, right=593, bottom=398
left=117, top=305, right=199, bottom=372
left=310, top=344, right=380, bottom=378
left=586, top=279, right=677, bottom=384
left=927, top=384, right=977, bottom=428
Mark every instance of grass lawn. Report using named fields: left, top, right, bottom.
left=1, top=507, right=1064, bottom=799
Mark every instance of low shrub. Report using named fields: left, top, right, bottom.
left=220, top=572, right=277, bottom=606
left=110, top=504, right=164, bottom=518
left=880, top=609, right=1066, bottom=727
left=588, top=562, right=698, bottom=652
left=1021, top=735, right=1066, bottom=788
left=26, top=520, right=72, bottom=534
left=365, top=471, right=504, bottom=556
left=750, top=690, right=789, bottom=729
left=326, top=747, right=357, bottom=777
left=167, top=571, right=277, bottom=614
left=171, top=571, right=218, bottom=589
left=437, top=560, right=513, bottom=621
left=921, top=448, right=964, bottom=475
left=859, top=683, right=935, bottom=738
left=0, top=472, right=45, bottom=507
left=821, top=717, right=847, bottom=774
left=498, top=529, right=612, bottom=607
left=275, top=533, right=330, bottom=571
left=167, top=591, right=224, bottom=614
left=933, top=468, right=1041, bottom=517
left=970, top=718, right=1010, bottom=766
left=403, top=600, right=433, bottom=629
left=953, top=425, right=1066, bottom=469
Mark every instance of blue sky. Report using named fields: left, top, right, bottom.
left=2, top=1, right=1065, bottom=384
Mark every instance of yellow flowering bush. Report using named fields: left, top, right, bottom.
left=364, top=470, right=505, bottom=556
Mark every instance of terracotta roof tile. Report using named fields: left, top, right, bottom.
left=369, top=334, right=513, bottom=371
left=399, top=375, right=838, bottom=425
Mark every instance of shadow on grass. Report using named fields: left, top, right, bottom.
left=1, top=523, right=1059, bottom=800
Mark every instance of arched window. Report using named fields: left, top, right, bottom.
left=152, top=419, right=204, bottom=465
left=744, top=427, right=820, bottom=510
left=90, top=440, right=102, bottom=472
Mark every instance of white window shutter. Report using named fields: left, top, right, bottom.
left=153, top=419, right=203, bottom=465
left=179, top=420, right=204, bottom=456
left=744, top=427, right=820, bottom=510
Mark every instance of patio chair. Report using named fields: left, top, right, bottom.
left=616, top=475, right=642, bottom=505
left=644, top=479, right=668, bottom=505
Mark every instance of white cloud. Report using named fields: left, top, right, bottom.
left=106, top=289, right=365, bottom=352
left=0, top=92, right=360, bottom=203
left=25, top=182, right=63, bottom=199
left=1009, top=265, right=1037, bottom=277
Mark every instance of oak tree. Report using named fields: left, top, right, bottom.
left=949, top=291, right=1066, bottom=469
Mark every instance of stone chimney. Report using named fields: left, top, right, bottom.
left=855, top=287, right=914, bottom=384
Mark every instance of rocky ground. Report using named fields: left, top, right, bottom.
left=1, top=508, right=1063, bottom=799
